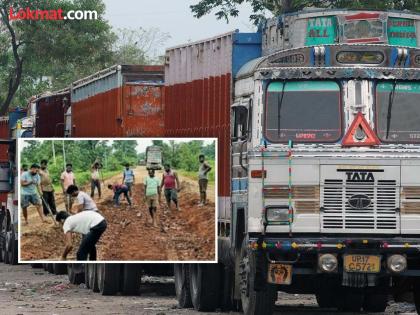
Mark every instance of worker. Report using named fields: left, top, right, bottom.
left=144, top=169, right=161, bottom=227
left=39, top=159, right=57, bottom=216
left=122, top=163, right=135, bottom=197
left=60, top=163, right=76, bottom=212
left=21, top=164, right=28, bottom=173
left=198, top=154, right=212, bottom=206
left=56, top=210, right=107, bottom=261
left=107, top=183, right=132, bottom=207
left=20, top=164, right=47, bottom=224
left=160, top=163, right=181, bottom=211
left=66, top=185, right=99, bottom=213
left=90, top=159, right=102, bottom=199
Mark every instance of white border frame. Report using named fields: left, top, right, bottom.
left=18, top=137, right=218, bottom=264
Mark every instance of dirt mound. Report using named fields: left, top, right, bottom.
left=20, top=168, right=215, bottom=261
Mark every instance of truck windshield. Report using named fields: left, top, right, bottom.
left=265, top=81, right=341, bottom=143
left=376, top=81, right=420, bottom=143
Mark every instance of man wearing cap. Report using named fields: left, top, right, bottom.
left=56, top=210, right=107, bottom=261
left=21, top=164, right=47, bottom=224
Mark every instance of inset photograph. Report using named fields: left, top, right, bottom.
left=18, top=138, right=216, bottom=262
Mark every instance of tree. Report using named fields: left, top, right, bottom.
left=190, top=0, right=420, bottom=25
left=113, top=27, right=170, bottom=65
left=0, top=0, right=115, bottom=114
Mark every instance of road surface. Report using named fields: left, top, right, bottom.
left=0, top=264, right=417, bottom=315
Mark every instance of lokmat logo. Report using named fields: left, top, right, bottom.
left=9, top=7, right=98, bottom=21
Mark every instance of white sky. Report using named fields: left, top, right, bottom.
left=102, top=0, right=256, bottom=52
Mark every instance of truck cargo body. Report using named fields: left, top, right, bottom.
left=34, top=89, right=70, bottom=137
left=71, top=65, right=164, bottom=137
left=165, top=31, right=262, bottom=213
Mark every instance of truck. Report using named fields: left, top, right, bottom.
left=145, top=145, right=163, bottom=170
left=70, top=65, right=165, bottom=137
left=167, top=9, right=420, bottom=314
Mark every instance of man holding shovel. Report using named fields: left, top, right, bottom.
left=39, top=160, right=57, bottom=217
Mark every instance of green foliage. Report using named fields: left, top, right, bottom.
left=191, top=0, right=420, bottom=25
left=21, top=140, right=139, bottom=187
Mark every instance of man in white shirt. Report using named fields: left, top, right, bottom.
left=66, top=185, right=98, bottom=213
left=56, top=210, right=107, bottom=261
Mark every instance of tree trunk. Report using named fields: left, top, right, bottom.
left=0, top=5, right=24, bottom=116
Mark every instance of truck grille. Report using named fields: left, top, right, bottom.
left=322, top=179, right=398, bottom=232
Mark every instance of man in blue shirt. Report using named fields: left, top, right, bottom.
left=21, top=164, right=47, bottom=225
left=122, top=163, right=135, bottom=197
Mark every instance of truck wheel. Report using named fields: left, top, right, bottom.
left=47, top=263, right=54, bottom=273
left=43, top=263, right=49, bottom=271
left=30, top=264, right=43, bottom=268
left=0, top=214, right=7, bottom=263
left=412, top=282, right=420, bottom=314
left=121, top=264, right=141, bottom=295
left=53, top=264, right=67, bottom=275
left=85, top=264, right=99, bottom=292
left=189, top=263, right=220, bottom=311
left=7, top=224, right=18, bottom=265
left=174, top=264, right=192, bottom=308
left=97, top=263, right=120, bottom=295
left=337, top=288, right=364, bottom=312
left=363, top=293, right=388, bottom=312
left=315, top=277, right=339, bottom=308
left=67, top=264, right=85, bottom=285
left=239, top=238, right=276, bottom=315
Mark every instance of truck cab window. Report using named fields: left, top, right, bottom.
left=376, top=81, right=420, bottom=143
left=265, top=81, right=342, bottom=143
left=232, top=106, right=248, bottom=140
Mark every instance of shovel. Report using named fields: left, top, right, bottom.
left=40, top=195, right=58, bottom=226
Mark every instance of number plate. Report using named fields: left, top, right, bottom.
left=343, top=255, right=381, bottom=273
left=267, top=263, right=292, bottom=285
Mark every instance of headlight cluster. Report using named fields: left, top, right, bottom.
left=265, top=207, right=289, bottom=223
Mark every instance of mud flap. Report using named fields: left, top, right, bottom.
left=254, top=236, right=268, bottom=292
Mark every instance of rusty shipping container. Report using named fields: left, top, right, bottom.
left=33, top=89, right=70, bottom=137
left=165, top=31, right=262, bottom=212
left=71, top=65, right=164, bottom=137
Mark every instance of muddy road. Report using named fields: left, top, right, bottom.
left=20, top=167, right=215, bottom=261
left=0, top=264, right=417, bottom=315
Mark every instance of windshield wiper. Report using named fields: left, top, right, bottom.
left=385, top=80, right=397, bottom=139
left=277, top=80, right=286, bottom=137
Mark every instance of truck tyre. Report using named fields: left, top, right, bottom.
left=85, top=264, right=99, bottom=292
left=7, top=224, right=18, bottom=265
left=121, top=264, right=141, bottom=295
left=53, top=264, right=67, bottom=275
left=363, top=293, right=388, bottom=312
left=67, top=264, right=85, bottom=285
left=97, top=263, right=120, bottom=295
left=189, top=263, right=220, bottom=311
left=337, top=288, right=364, bottom=312
left=239, top=238, right=276, bottom=315
left=30, top=264, right=43, bottom=268
left=43, top=263, right=49, bottom=271
left=412, top=282, right=420, bottom=314
left=174, top=264, right=192, bottom=308
left=47, top=263, right=54, bottom=274
left=315, top=277, right=340, bottom=308
left=1, top=217, right=9, bottom=264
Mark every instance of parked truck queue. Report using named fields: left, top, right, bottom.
left=1, top=8, right=420, bottom=315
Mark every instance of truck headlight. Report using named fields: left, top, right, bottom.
left=265, top=207, right=289, bottom=223
left=387, top=255, right=407, bottom=273
left=318, top=254, right=338, bottom=273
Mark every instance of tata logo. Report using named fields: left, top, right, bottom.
left=348, top=194, right=371, bottom=209
left=346, top=171, right=375, bottom=182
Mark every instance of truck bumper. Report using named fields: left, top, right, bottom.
left=248, top=236, right=420, bottom=277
